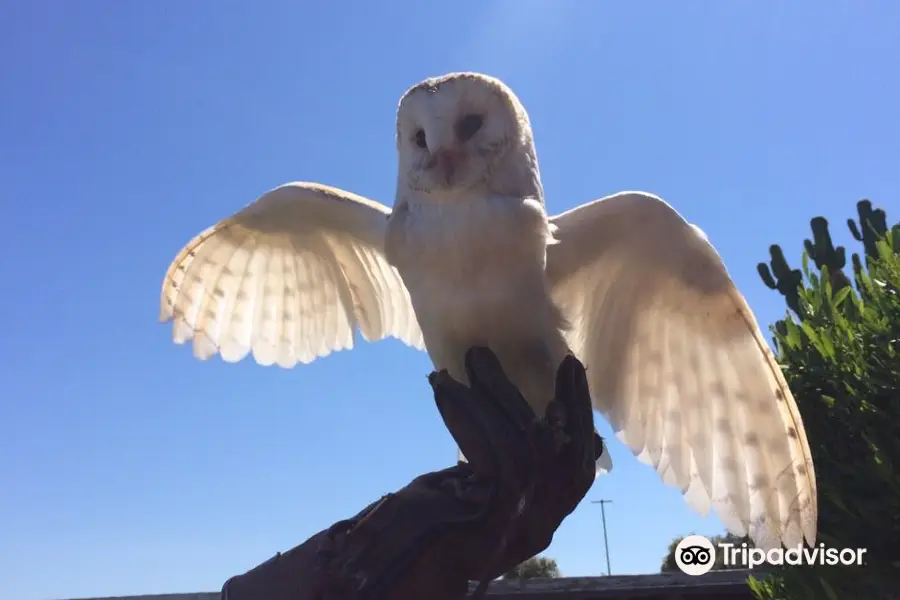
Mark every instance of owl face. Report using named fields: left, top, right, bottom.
left=395, top=73, right=528, bottom=200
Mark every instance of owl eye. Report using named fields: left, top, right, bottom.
left=455, top=114, right=484, bottom=142
left=414, top=129, right=427, bottom=149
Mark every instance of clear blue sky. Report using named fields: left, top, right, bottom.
left=2, top=2, right=898, bottom=599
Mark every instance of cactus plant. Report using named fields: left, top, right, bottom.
left=803, top=216, right=851, bottom=292
left=757, top=244, right=804, bottom=319
left=847, top=200, right=887, bottom=261
left=847, top=199, right=900, bottom=276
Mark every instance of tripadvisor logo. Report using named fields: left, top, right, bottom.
left=674, top=535, right=867, bottom=576
left=674, top=535, right=718, bottom=576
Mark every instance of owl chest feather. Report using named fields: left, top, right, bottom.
left=384, top=196, right=565, bottom=371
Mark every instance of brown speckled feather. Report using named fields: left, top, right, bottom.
left=546, top=191, right=817, bottom=551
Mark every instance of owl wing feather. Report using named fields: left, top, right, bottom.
left=545, top=191, right=816, bottom=551
left=160, top=182, right=424, bottom=368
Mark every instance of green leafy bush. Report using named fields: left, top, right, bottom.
left=750, top=201, right=900, bottom=599
left=502, top=555, right=561, bottom=579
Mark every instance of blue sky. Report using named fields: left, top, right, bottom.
left=2, top=1, right=898, bottom=599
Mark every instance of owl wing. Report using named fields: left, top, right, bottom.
left=545, top=191, right=816, bottom=551
left=160, top=182, right=424, bottom=367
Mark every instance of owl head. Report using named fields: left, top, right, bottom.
left=394, top=72, right=544, bottom=203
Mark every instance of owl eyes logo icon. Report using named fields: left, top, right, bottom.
left=673, top=534, right=868, bottom=574
left=674, top=535, right=717, bottom=576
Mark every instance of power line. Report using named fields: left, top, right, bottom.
left=591, top=499, right=613, bottom=576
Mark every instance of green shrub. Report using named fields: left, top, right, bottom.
left=750, top=201, right=900, bottom=599
left=502, top=555, right=561, bottom=579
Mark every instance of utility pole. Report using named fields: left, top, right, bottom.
left=591, top=500, right=613, bottom=576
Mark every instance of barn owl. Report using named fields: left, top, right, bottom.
left=159, top=72, right=816, bottom=552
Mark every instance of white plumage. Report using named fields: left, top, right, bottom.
left=159, top=182, right=423, bottom=367
left=546, top=192, right=815, bottom=549
left=160, top=72, right=816, bottom=551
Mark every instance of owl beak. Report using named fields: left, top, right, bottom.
left=428, top=147, right=463, bottom=184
